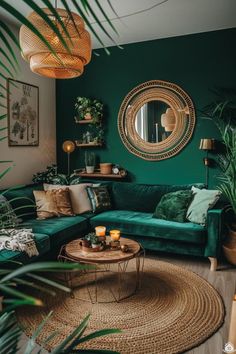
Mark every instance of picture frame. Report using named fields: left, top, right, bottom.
left=7, top=79, right=39, bottom=146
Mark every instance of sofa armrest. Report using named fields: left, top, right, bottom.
left=204, top=207, right=227, bottom=258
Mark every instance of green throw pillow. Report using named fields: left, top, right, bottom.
left=0, top=194, right=21, bottom=228
left=153, top=190, right=193, bottom=222
left=86, top=186, right=111, bottom=214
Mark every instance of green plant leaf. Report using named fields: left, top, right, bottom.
left=0, top=28, right=18, bottom=66
left=0, top=165, right=14, bottom=180
left=0, top=261, right=90, bottom=283
left=41, top=0, right=73, bottom=44
left=0, top=60, right=14, bottom=78
left=0, top=284, right=43, bottom=306
left=51, top=314, right=90, bottom=353
left=0, top=1, right=63, bottom=62
left=27, top=273, right=71, bottom=293
left=69, top=329, right=122, bottom=349
left=71, top=0, right=110, bottom=55
left=24, top=311, right=53, bottom=354
left=22, top=0, right=70, bottom=53
left=0, top=48, right=18, bottom=73
left=60, top=0, right=83, bottom=39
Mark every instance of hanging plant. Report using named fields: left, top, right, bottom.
left=74, top=97, right=103, bottom=124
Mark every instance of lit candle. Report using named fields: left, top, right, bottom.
left=95, top=226, right=106, bottom=237
left=228, top=294, right=236, bottom=348
left=110, top=230, right=120, bottom=241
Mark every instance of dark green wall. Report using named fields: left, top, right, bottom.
left=56, top=28, right=236, bottom=187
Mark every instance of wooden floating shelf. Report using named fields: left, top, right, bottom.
left=76, top=119, right=94, bottom=124
left=76, top=172, right=125, bottom=179
left=75, top=142, right=102, bottom=147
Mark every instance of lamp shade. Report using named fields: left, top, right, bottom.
left=62, top=140, right=75, bottom=153
left=161, top=108, right=176, bottom=132
left=19, top=8, right=91, bottom=79
left=199, top=138, right=215, bottom=150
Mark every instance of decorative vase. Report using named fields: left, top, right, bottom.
left=86, top=166, right=94, bottom=174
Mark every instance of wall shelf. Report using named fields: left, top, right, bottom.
left=75, top=141, right=102, bottom=147
left=76, top=119, right=94, bottom=124
left=76, top=172, right=126, bottom=179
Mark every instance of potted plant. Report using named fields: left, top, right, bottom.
left=84, top=232, right=102, bottom=248
left=202, top=90, right=236, bottom=263
left=75, top=97, right=103, bottom=124
left=85, top=151, right=96, bottom=173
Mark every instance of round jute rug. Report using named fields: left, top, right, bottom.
left=16, top=258, right=225, bottom=354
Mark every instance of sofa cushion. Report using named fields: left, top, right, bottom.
left=90, top=210, right=206, bottom=245
left=153, top=190, right=193, bottom=222
left=22, top=215, right=89, bottom=247
left=4, top=184, right=43, bottom=220
left=111, top=182, right=205, bottom=213
left=0, top=232, right=50, bottom=264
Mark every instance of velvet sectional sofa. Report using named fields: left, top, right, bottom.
left=0, top=181, right=226, bottom=270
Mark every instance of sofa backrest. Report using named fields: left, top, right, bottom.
left=111, top=182, right=205, bottom=213
left=4, top=183, right=43, bottom=220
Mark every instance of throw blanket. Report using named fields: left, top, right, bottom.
left=0, top=229, right=39, bottom=257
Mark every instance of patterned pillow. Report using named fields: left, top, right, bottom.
left=86, top=186, right=111, bottom=213
left=0, top=194, right=21, bottom=228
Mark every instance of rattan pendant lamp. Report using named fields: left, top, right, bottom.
left=19, top=1, right=91, bottom=79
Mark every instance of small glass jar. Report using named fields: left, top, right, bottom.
left=110, top=229, right=121, bottom=241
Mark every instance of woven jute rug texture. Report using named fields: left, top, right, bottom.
left=16, top=258, right=225, bottom=354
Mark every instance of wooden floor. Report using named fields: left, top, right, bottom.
left=18, top=253, right=236, bottom=354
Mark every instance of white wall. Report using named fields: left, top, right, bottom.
left=0, top=23, right=56, bottom=189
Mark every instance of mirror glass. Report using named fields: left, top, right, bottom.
left=134, top=100, right=175, bottom=143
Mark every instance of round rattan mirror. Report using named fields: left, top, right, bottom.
left=118, top=80, right=196, bottom=161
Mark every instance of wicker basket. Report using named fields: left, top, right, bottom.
left=223, top=228, right=236, bottom=265
left=100, top=163, right=112, bottom=175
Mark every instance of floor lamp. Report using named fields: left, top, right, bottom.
left=199, top=138, right=215, bottom=188
left=62, top=140, right=75, bottom=175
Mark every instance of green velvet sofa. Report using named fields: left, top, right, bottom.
left=0, top=181, right=226, bottom=271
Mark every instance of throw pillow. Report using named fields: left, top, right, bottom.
left=43, top=183, right=93, bottom=214
left=86, top=186, right=112, bottom=213
left=52, top=188, right=74, bottom=216
left=33, top=190, right=59, bottom=219
left=0, top=194, right=21, bottom=228
left=153, top=190, right=193, bottom=222
left=186, top=187, right=222, bottom=225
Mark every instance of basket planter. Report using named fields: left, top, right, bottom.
left=223, top=227, right=236, bottom=265
left=100, top=163, right=112, bottom=175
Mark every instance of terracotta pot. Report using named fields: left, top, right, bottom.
left=223, top=227, right=236, bottom=265
left=100, top=163, right=112, bottom=175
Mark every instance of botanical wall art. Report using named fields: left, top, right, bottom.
left=7, top=79, right=39, bottom=146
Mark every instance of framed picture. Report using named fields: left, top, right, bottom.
left=7, top=79, right=39, bottom=146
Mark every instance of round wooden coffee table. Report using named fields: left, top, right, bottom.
left=58, top=236, right=145, bottom=303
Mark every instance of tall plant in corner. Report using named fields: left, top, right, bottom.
left=203, top=89, right=236, bottom=225
left=0, top=1, right=121, bottom=353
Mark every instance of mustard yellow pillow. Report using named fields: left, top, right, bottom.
left=33, top=190, right=59, bottom=219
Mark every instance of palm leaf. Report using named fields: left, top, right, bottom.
left=0, top=27, right=18, bottom=66
left=0, top=0, right=63, bottom=62
left=71, top=0, right=110, bottom=54
left=0, top=261, right=90, bottom=283
left=51, top=314, right=90, bottom=353
left=22, top=0, right=71, bottom=52
left=0, top=48, right=18, bottom=73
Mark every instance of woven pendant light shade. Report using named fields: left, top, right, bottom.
left=19, top=8, right=91, bottom=79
